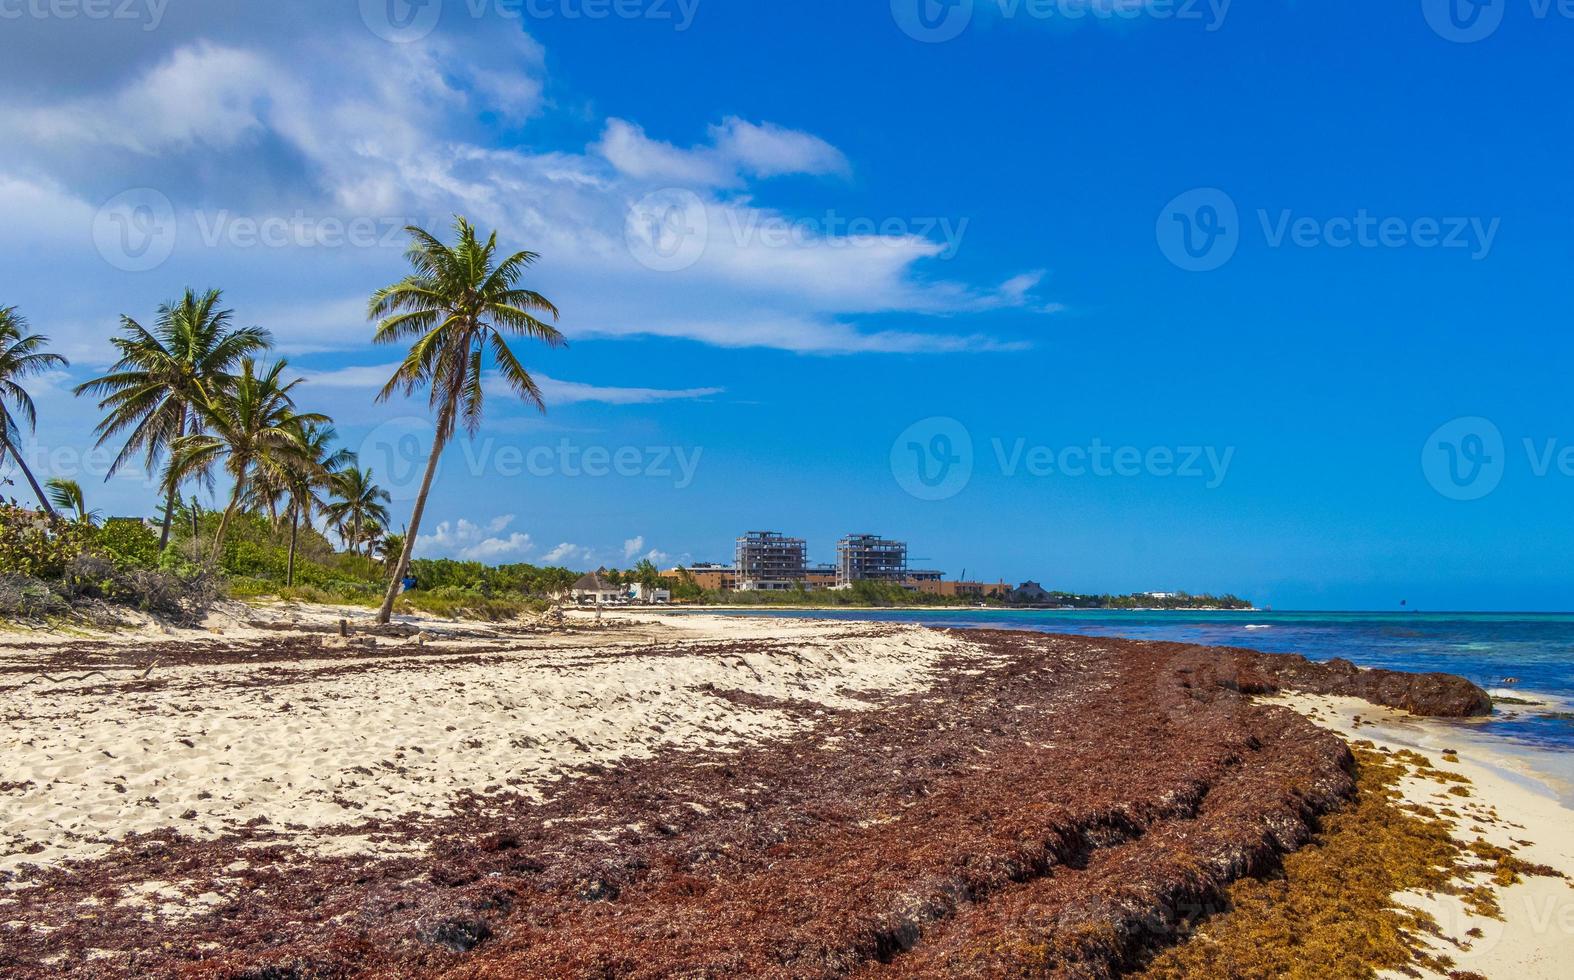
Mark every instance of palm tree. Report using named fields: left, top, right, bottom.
left=325, top=465, right=391, bottom=558
left=0, top=307, right=69, bottom=518
left=44, top=478, right=98, bottom=524
left=73, top=289, right=271, bottom=548
left=368, top=216, right=564, bottom=623
left=169, top=358, right=326, bottom=559
left=281, top=422, right=353, bottom=586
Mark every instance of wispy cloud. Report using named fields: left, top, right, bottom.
left=303, top=363, right=723, bottom=406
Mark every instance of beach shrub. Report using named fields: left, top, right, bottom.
left=95, top=518, right=160, bottom=568
left=0, top=504, right=94, bottom=578
left=0, top=574, right=70, bottom=619
left=56, top=553, right=221, bottom=622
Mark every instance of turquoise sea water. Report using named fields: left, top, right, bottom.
left=686, top=609, right=1574, bottom=756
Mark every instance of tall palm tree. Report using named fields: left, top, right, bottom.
left=368, top=216, right=564, bottom=623
left=44, top=478, right=98, bottom=524
left=325, top=464, right=391, bottom=558
left=73, top=289, right=271, bottom=548
left=0, top=307, right=69, bottom=518
left=169, top=358, right=326, bottom=559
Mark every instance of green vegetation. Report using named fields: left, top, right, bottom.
left=0, top=216, right=581, bottom=628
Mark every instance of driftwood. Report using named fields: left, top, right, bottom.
left=31, top=659, right=158, bottom=686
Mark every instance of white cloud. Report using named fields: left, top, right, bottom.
left=541, top=542, right=591, bottom=565
left=596, top=116, right=848, bottom=188
left=415, top=515, right=534, bottom=562
left=0, top=20, right=1059, bottom=361
left=708, top=117, right=850, bottom=180
left=304, top=363, right=723, bottom=406
left=622, top=536, right=645, bottom=561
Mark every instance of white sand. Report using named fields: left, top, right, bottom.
left=0, top=607, right=972, bottom=883
left=1271, top=692, right=1574, bottom=979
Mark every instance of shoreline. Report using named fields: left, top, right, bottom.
left=1265, top=691, right=1574, bottom=976
left=1, top=606, right=1569, bottom=976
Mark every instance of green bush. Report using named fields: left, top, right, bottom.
left=95, top=518, right=160, bottom=568
left=0, top=504, right=95, bottom=579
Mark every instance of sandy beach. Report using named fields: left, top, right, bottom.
left=1, top=608, right=1569, bottom=977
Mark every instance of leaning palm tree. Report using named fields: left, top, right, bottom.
left=368, top=216, right=564, bottom=623
left=73, top=289, right=271, bottom=548
left=169, top=359, right=326, bottom=559
left=0, top=307, right=69, bottom=518
left=44, top=478, right=99, bottom=524
left=325, top=464, right=392, bottom=558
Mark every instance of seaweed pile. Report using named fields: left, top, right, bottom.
left=1, top=630, right=1490, bottom=978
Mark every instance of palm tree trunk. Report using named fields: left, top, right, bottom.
left=0, top=434, right=57, bottom=519
left=211, top=476, right=246, bottom=561
left=377, top=404, right=452, bottom=625
left=157, top=411, right=187, bottom=549
left=287, top=507, right=299, bottom=587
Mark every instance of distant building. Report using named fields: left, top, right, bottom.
left=668, top=563, right=737, bottom=592
left=804, top=564, right=838, bottom=589
left=909, top=579, right=1011, bottom=600
left=1008, top=581, right=1054, bottom=605
left=836, top=534, right=908, bottom=587
left=736, top=531, right=808, bottom=591
left=570, top=570, right=623, bottom=605
left=629, top=583, right=671, bottom=604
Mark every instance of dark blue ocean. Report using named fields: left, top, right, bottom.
left=687, top=609, right=1574, bottom=757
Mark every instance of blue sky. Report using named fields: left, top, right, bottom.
left=2, top=1, right=1572, bottom=609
